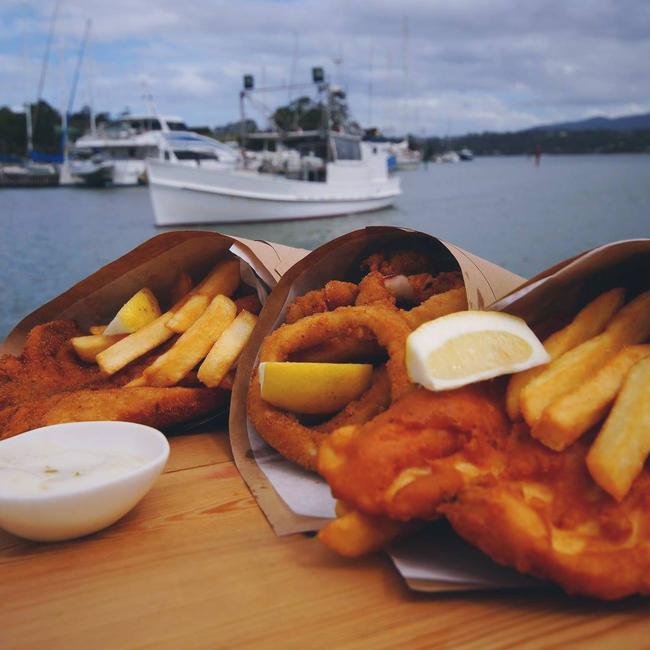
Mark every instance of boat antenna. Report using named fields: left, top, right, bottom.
left=368, top=39, right=374, bottom=127
left=32, top=0, right=61, bottom=143
left=288, top=31, right=299, bottom=101
left=331, top=47, right=343, bottom=89
left=401, top=15, right=410, bottom=138
left=141, top=80, right=159, bottom=123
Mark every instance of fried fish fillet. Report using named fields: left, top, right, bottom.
left=0, top=386, right=227, bottom=440
left=441, top=424, right=650, bottom=600
left=0, top=321, right=104, bottom=410
left=318, top=384, right=510, bottom=522
left=0, top=320, right=225, bottom=439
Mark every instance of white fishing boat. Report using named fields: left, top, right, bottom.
left=149, top=133, right=398, bottom=224
left=69, top=114, right=237, bottom=186
left=148, top=74, right=400, bottom=225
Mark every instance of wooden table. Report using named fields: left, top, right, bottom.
left=2, top=430, right=649, bottom=649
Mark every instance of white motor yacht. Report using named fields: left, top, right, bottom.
left=69, top=115, right=237, bottom=186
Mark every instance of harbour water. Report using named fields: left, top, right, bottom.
left=1, top=154, right=649, bottom=339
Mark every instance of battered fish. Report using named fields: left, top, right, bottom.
left=441, top=424, right=650, bottom=600
left=318, top=384, right=510, bottom=521
left=0, top=320, right=226, bottom=439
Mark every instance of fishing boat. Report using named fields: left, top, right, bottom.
left=147, top=74, right=399, bottom=225
left=69, top=114, right=237, bottom=186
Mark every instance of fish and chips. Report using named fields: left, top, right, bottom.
left=1, top=254, right=259, bottom=440
left=248, top=243, right=650, bottom=600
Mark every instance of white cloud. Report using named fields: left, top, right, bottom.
left=1, top=0, right=649, bottom=134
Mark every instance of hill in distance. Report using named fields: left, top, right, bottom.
left=529, top=112, right=650, bottom=133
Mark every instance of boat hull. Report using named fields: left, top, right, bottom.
left=147, top=161, right=400, bottom=225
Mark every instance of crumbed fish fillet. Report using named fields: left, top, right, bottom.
left=0, top=387, right=227, bottom=440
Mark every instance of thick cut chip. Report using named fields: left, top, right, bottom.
left=317, top=505, right=415, bottom=557
left=506, top=288, right=625, bottom=420
left=167, top=257, right=240, bottom=333
left=257, top=361, right=373, bottom=414
left=533, top=345, right=650, bottom=450
left=96, top=311, right=176, bottom=375
left=71, top=334, right=127, bottom=363
left=407, top=311, right=549, bottom=391
left=166, top=295, right=209, bottom=333
left=140, top=295, right=236, bottom=387
left=197, top=310, right=258, bottom=388
left=587, top=357, right=650, bottom=501
left=521, top=291, right=650, bottom=428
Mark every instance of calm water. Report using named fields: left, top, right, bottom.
left=1, top=154, right=649, bottom=339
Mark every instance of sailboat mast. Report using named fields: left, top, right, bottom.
left=32, top=0, right=61, bottom=148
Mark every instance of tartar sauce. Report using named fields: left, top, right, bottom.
left=0, top=440, right=145, bottom=496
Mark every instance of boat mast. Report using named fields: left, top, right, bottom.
left=32, top=0, right=61, bottom=155
left=64, top=19, right=91, bottom=162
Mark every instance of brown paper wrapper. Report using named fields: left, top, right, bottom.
left=230, top=226, right=525, bottom=535
left=231, top=231, right=650, bottom=593
left=1, top=231, right=308, bottom=356
left=398, top=238, right=650, bottom=592
left=0, top=231, right=308, bottom=438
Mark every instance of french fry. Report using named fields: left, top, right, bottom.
left=166, top=295, right=209, bottom=333
left=96, top=311, right=176, bottom=375
left=533, top=345, right=650, bottom=450
left=141, top=295, right=237, bottom=387
left=71, top=334, right=127, bottom=363
left=169, top=270, right=193, bottom=305
left=167, top=257, right=240, bottom=334
left=587, top=357, right=650, bottom=501
left=89, top=325, right=107, bottom=336
left=521, top=291, right=650, bottom=428
left=506, top=288, right=625, bottom=420
left=317, top=506, right=415, bottom=557
left=197, top=310, right=258, bottom=387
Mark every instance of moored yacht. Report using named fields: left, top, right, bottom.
left=69, top=114, right=237, bottom=186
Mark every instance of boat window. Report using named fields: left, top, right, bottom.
left=164, top=151, right=170, bottom=160
left=147, top=119, right=162, bottom=130
left=332, top=136, right=361, bottom=161
left=167, top=121, right=189, bottom=131
left=174, top=151, right=219, bottom=161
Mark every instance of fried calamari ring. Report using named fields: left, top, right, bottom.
left=355, top=271, right=468, bottom=329
left=285, top=280, right=359, bottom=324
left=248, top=305, right=413, bottom=471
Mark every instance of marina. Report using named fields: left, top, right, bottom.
left=3, top=153, right=649, bottom=339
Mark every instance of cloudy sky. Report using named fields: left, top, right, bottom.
left=2, top=0, right=649, bottom=135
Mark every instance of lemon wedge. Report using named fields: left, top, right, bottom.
left=406, top=311, right=550, bottom=391
left=259, top=362, right=374, bottom=414
left=103, top=288, right=162, bottom=335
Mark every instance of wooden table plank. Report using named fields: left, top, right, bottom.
left=1, top=434, right=649, bottom=650
left=164, top=429, right=231, bottom=473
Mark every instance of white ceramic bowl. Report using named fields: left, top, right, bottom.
left=0, top=421, right=169, bottom=542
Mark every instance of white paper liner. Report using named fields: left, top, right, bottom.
left=249, top=426, right=335, bottom=519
